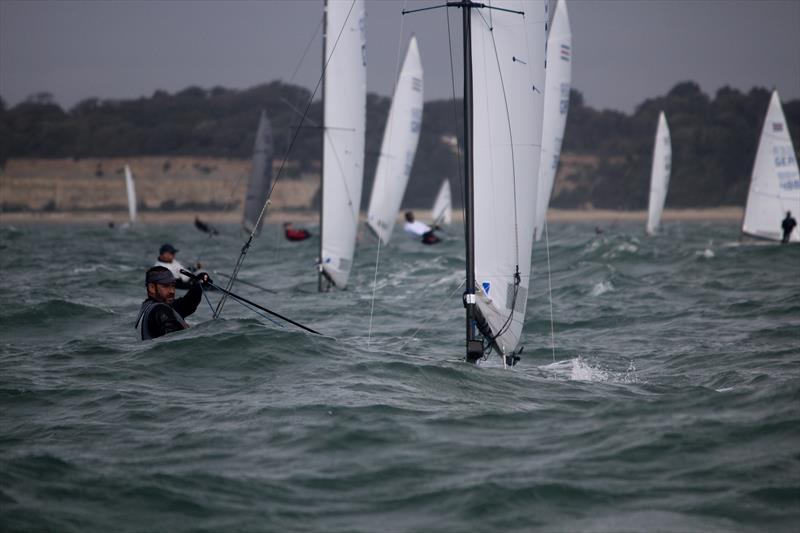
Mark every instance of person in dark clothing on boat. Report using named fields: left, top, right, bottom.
left=781, top=211, right=797, bottom=243
left=284, top=222, right=311, bottom=242
left=135, top=266, right=211, bottom=340
left=194, top=216, right=219, bottom=235
left=404, top=211, right=441, bottom=245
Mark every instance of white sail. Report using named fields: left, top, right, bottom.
left=366, top=36, right=424, bottom=245
left=124, top=164, right=137, bottom=224
left=533, top=0, right=571, bottom=241
left=432, top=179, right=452, bottom=225
left=472, top=0, right=547, bottom=356
left=320, top=0, right=367, bottom=287
left=645, top=111, right=672, bottom=235
left=742, top=90, right=800, bottom=242
left=243, top=110, right=274, bottom=236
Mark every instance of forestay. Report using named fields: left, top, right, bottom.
left=320, top=0, right=367, bottom=288
left=645, top=111, right=672, bottom=235
left=742, top=90, right=800, bottom=242
left=124, top=164, right=137, bottom=224
left=432, top=179, right=452, bottom=225
left=242, top=110, right=274, bottom=236
left=366, top=36, right=424, bottom=245
left=533, top=0, right=571, bottom=241
left=472, top=0, right=546, bottom=356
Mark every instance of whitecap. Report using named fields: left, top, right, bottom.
left=72, top=264, right=112, bottom=274
left=540, top=357, right=639, bottom=384
left=616, top=242, right=638, bottom=253
left=590, top=280, right=614, bottom=297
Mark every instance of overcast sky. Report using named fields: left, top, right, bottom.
left=1, top=0, right=798, bottom=113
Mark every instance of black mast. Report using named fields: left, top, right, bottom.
left=318, top=0, right=328, bottom=293
left=462, top=1, right=482, bottom=363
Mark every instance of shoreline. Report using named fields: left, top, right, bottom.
left=0, top=207, right=744, bottom=225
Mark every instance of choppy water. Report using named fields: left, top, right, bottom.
left=1, top=221, right=798, bottom=532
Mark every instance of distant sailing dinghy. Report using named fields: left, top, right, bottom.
left=742, top=90, right=800, bottom=242
left=319, top=0, right=367, bottom=290
left=401, top=0, right=546, bottom=364
left=124, top=164, right=137, bottom=225
left=243, top=110, right=274, bottom=236
left=645, top=112, right=672, bottom=235
left=533, top=0, right=571, bottom=241
left=431, top=179, right=452, bottom=226
left=366, top=36, right=423, bottom=245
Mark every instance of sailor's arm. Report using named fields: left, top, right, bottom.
left=172, top=273, right=211, bottom=318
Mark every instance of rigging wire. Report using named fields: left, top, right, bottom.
left=397, top=278, right=466, bottom=352
left=288, top=16, right=324, bottom=86
left=197, top=9, right=321, bottom=271
left=367, top=0, right=408, bottom=348
left=197, top=16, right=323, bottom=271
left=215, top=0, right=358, bottom=318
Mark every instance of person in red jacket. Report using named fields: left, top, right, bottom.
left=284, top=222, right=311, bottom=242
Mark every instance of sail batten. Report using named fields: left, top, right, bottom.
left=742, top=90, right=800, bottom=242
left=243, top=110, right=274, bottom=236
left=366, top=36, right=424, bottom=244
left=470, top=0, right=547, bottom=356
left=646, top=112, right=672, bottom=235
left=320, top=0, right=367, bottom=288
left=534, top=0, right=571, bottom=241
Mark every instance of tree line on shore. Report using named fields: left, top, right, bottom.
left=1, top=81, right=797, bottom=209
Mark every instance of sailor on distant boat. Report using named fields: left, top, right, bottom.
left=135, top=266, right=211, bottom=340
left=403, top=211, right=440, bottom=245
left=194, top=216, right=219, bottom=235
left=154, top=243, right=191, bottom=288
left=284, top=222, right=311, bottom=242
left=781, top=212, right=797, bottom=244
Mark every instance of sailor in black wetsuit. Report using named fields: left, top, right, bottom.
left=781, top=211, right=797, bottom=244
left=135, top=266, right=211, bottom=340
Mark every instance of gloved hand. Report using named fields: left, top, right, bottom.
left=196, top=272, right=212, bottom=286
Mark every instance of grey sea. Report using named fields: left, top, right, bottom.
left=1, top=221, right=798, bottom=532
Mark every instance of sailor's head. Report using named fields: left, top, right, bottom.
left=283, top=222, right=293, bottom=229
left=787, top=211, right=792, bottom=218
left=158, top=243, right=178, bottom=263
left=146, top=266, right=176, bottom=304
left=405, top=211, right=415, bottom=223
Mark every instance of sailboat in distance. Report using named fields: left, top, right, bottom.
left=366, top=36, right=424, bottom=245
left=742, top=90, right=800, bottom=242
left=645, top=112, right=672, bottom=235
left=533, top=0, right=571, bottom=241
left=243, top=110, right=274, bottom=236
left=431, top=179, right=452, bottom=226
left=124, top=164, right=137, bottom=225
left=402, top=0, right=546, bottom=364
left=319, top=0, right=367, bottom=290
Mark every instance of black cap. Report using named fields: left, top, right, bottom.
left=146, top=268, right=176, bottom=286
left=159, top=243, right=178, bottom=254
